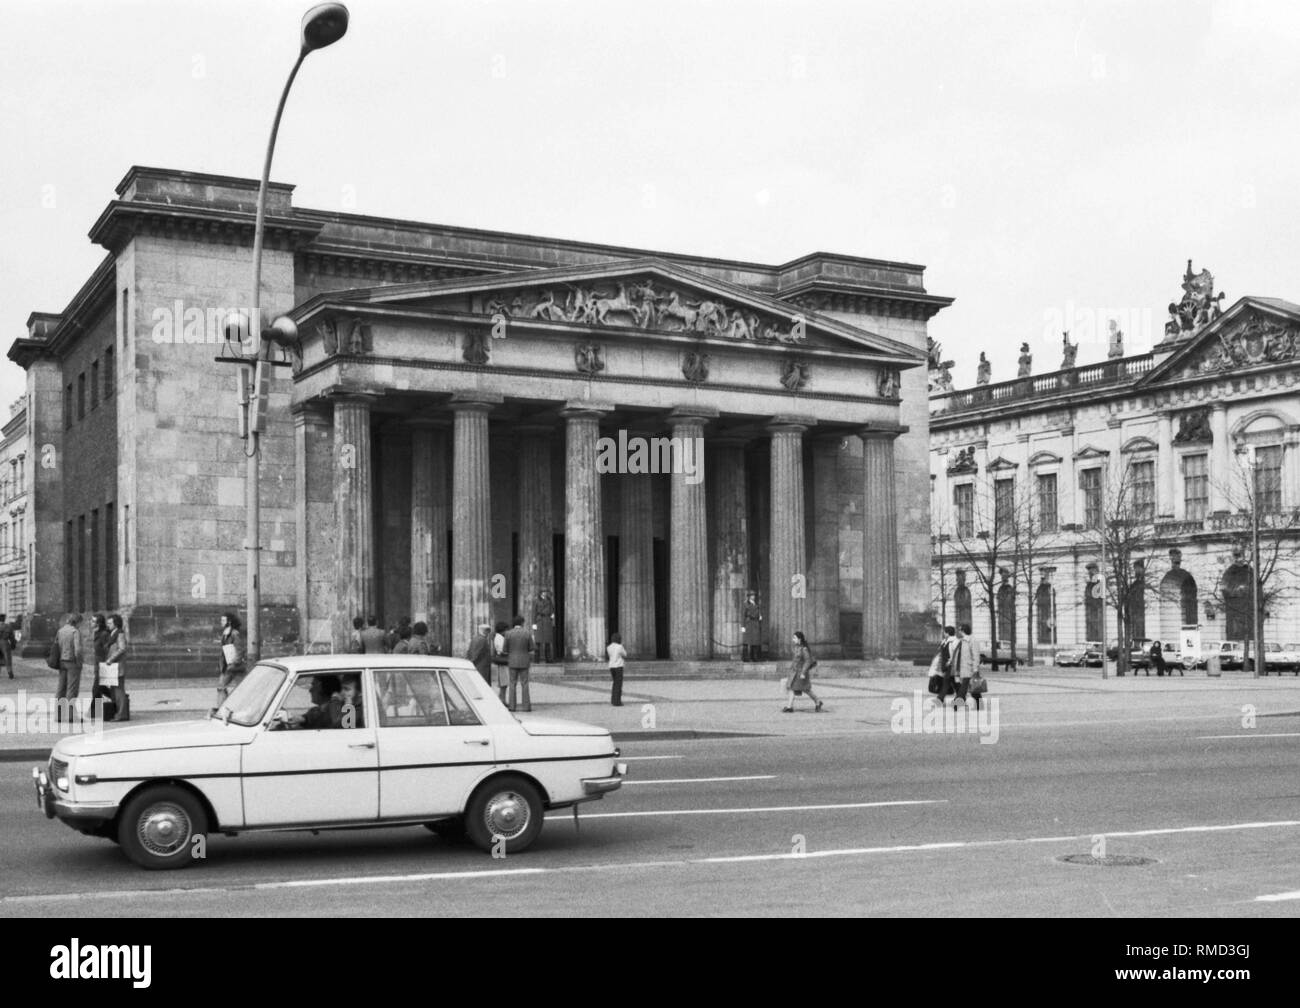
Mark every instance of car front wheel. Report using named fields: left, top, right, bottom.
left=117, top=785, right=207, bottom=870
left=465, top=775, right=545, bottom=855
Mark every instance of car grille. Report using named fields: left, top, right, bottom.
left=49, top=757, right=68, bottom=786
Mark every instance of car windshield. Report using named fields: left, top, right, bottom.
left=217, top=663, right=288, bottom=726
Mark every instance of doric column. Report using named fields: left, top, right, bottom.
left=810, top=434, right=842, bottom=655
left=768, top=416, right=813, bottom=661
left=1210, top=403, right=1230, bottom=513
left=562, top=403, right=612, bottom=660
left=450, top=394, right=500, bottom=655
left=710, top=437, right=748, bottom=661
left=1157, top=411, right=1175, bottom=518
left=332, top=394, right=377, bottom=649
left=410, top=418, right=451, bottom=650
left=294, top=403, right=335, bottom=653
left=669, top=407, right=715, bottom=660
left=860, top=423, right=906, bottom=658
left=517, top=424, right=555, bottom=643
left=619, top=433, right=656, bottom=658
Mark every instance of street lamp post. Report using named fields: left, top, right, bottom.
left=1248, top=450, right=1264, bottom=678
left=234, top=4, right=349, bottom=665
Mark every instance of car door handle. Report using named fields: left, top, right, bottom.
left=349, top=742, right=376, bottom=750
left=463, top=739, right=490, bottom=746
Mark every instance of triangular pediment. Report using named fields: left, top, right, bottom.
left=1073, top=444, right=1110, bottom=461
left=987, top=456, right=1019, bottom=472
left=1141, top=297, right=1300, bottom=385
left=298, top=257, right=922, bottom=364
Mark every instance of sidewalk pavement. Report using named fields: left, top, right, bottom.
left=3, top=655, right=1298, bottom=761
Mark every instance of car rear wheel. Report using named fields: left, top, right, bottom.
left=117, top=785, right=206, bottom=870
left=465, top=775, right=544, bottom=855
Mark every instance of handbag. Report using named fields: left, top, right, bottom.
left=969, top=673, right=988, bottom=696
left=46, top=637, right=62, bottom=670
left=98, top=661, right=120, bottom=686
left=927, top=673, right=943, bottom=695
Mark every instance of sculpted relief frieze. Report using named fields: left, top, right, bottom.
left=475, top=278, right=810, bottom=344
left=1190, top=316, right=1300, bottom=376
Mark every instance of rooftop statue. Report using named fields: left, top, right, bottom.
left=1060, top=331, right=1078, bottom=369
left=976, top=351, right=991, bottom=386
left=1107, top=319, right=1124, bottom=359
left=1166, top=260, right=1225, bottom=339
left=1017, top=341, right=1032, bottom=377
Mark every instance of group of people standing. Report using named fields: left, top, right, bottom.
left=466, top=617, right=536, bottom=711
left=53, top=611, right=130, bottom=722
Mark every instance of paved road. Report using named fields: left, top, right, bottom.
left=3, top=687, right=1299, bottom=917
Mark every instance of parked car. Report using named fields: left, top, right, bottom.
left=1216, top=640, right=1246, bottom=671
left=979, top=640, right=1021, bottom=670
left=1260, top=642, right=1300, bottom=675
left=33, top=655, right=626, bottom=869
left=1055, top=643, right=1091, bottom=667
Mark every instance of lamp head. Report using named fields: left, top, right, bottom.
left=301, top=3, right=349, bottom=52
left=266, top=316, right=299, bottom=347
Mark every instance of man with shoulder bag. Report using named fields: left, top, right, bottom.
left=931, top=625, right=957, bottom=706
left=952, top=623, right=977, bottom=707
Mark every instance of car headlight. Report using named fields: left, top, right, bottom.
left=56, top=775, right=69, bottom=792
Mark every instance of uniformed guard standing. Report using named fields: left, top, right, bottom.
left=741, top=590, right=763, bottom=662
left=533, top=589, right=556, bottom=664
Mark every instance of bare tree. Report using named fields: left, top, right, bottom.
left=1005, top=479, right=1061, bottom=666
left=941, top=474, right=1019, bottom=665
left=1205, top=455, right=1300, bottom=650
left=1074, top=464, right=1162, bottom=676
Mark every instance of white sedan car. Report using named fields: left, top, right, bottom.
left=33, top=655, right=626, bottom=869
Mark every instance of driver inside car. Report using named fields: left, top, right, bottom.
left=287, top=674, right=342, bottom=730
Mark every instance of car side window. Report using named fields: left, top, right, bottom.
left=376, top=669, right=448, bottom=727
left=274, top=677, right=317, bottom=725
left=440, top=672, right=481, bottom=727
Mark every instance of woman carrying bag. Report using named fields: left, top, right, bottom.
left=782, top=631, right=825, bottom=713
left=103, top=614, right=129, bottom=722
left=216, top=612, right=246, bottom=710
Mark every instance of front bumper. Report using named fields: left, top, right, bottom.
left=581, top=762, right=628, bottom=796
left=33, top=767, right=116, bottom=829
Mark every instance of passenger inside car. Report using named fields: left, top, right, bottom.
left=337, top=674, right=364, bottom=728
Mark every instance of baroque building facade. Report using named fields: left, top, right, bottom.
left=0, top=396, right=30, bottom=622
left=930, top=265, right=1300, bottom=660
left=8, top=167, right=951, bottom=674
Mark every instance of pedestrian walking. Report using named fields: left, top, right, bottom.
left=55, top=613, right=83, bottom=725
left=0, top=613, right=14, bottom=679
left=91, top=613, right=110, bottom=709
left=606, top=632, right=627, bottom=706
left=349, top=616, right=365, bottom=653
left=1150, top=639, right=1168, bottom=677
left=359, top=615, right=387, bottom=654
left=409, top=621, right=432, bottom=655
left=466, top=622, right=493, bottom=684
left=216, top=612, right=246, bottom=710
left=503, top=615, right=535, bottom=712
left=742, top=591, right=763, bottom=661
left=931, top=625, right=958, bottom=707
left=492, top=620, right=510, bottom=706
left=533, top=590, right=556, bottom=664
left=782, top=630, right=824, bottom=713
left=952, top=622, right=976, bottom=706
left=104, top=613, right=129, bottom=721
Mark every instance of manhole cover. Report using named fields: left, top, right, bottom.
left=1058, top=853, right=1157, bottom=867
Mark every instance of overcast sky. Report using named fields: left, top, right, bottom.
left=2, top=0, right=1298, bottom=410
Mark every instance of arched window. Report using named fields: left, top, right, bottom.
left=1159, top=568, right=1198, bottom=641
left=954, top=583, right=972, bottom=628
left=1085, top=581, right=1103, bottom=641
left=1221, top=563, right=1254, bottom=640
left=1126, top=561, right=1146, bottom=641
left=997, top=581, right=1015, bottom=642
left=1036, top=583, right=1053, bottom=644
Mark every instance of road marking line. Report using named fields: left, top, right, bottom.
left=9, top=817, right=1300, bottom=904
left=623, top=775, right=775, bottom=785
left=620, top=755, right=685, bottom=761
left=1255, top=890, right=1300, bottom=902
left=1196, top=733, right=1300, bottom=740
left=549, top=799, right=945, bottom=819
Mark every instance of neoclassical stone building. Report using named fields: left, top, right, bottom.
left=930, top=265, right=1300, bottom=659
left=9, top=167, right=951, bottom=674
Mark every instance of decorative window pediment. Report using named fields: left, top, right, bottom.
left=1027, top=450, right=1062, bottom=467
left=1073, top=444, right=1111, bottom=461
left=987, top=456, right=1019, bottom=472
left=1121, top=436, right=1158, bottom=454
